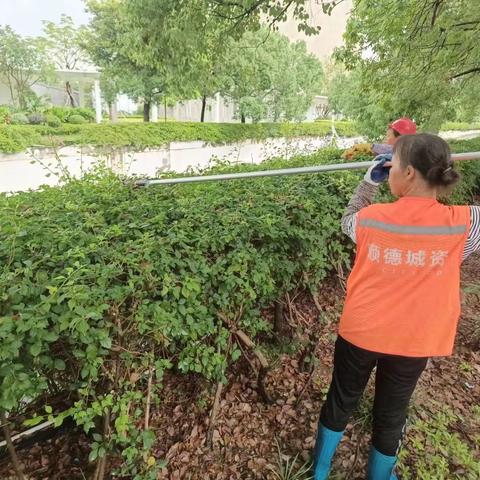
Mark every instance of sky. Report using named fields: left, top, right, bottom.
left=0, top=0, right=90, bottom=37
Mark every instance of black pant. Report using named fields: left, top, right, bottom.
left=319, top=335, right=428, bottom=456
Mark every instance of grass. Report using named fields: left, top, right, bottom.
left=271, top=438, right=313, bottom=480
left=398, top=404, right=480, bottom=479
left=441, top=121, right=480, bottom=131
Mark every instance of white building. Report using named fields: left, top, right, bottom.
left=0, top=68, right=104, bottom=123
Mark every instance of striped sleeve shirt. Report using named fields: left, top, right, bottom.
left=372, top=143, right=393, bottom=156
left=341, top=181, right=480, bottom=260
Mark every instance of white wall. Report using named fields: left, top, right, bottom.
left=0, top=82, right=12, bottom=105
left=0, top=134, right=362, bottom=193
left=0, top=79, right=81, bottom=107
left=33, top=82, right=79, bottom=106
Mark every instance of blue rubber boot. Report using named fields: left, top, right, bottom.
left=312, top=424, right=344, bottom=480
left=367, top=447, right=398, bottom=480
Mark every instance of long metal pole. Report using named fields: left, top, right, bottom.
left=137, top=152, right=480, bottom=187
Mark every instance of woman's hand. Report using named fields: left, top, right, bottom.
left=364, top=154, right=392, bottom=185
left=342, top=143, right=374, bottom=160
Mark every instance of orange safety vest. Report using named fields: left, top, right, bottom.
left=339, top=197, right=470, bottom=357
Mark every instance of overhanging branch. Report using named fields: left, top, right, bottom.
left=450, top=67, right=480, bottom=79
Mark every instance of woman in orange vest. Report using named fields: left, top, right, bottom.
left=313, top=133, right=480, bottom=479
left=342, top=117, right=417, bottom=160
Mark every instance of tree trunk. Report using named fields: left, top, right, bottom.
left=65, top=81, right=76, bottom=107
left=241, top=114, right=246, bottom=124
left=200, top=95, right=207, bottom=122
left=143, top=102, right=151, bottom=122
left=1, top=411, right=26, bottom=480
left=17, top=82, right=28, bottom=110
left=109, top=102, right=118, bottom=123
left=7, top=79, right=15, bottom=107
left=273, top=301, right=287, bottom=336
left=92, top=410, right=110, bottom=480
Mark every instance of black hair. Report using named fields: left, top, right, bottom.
left=393, top=133, right=460, bottom=188
left=392, top=129, right=401, bottom=138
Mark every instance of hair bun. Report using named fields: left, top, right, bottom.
left=426, top=164, right=459, bottom=187
left=441, top=166, right=460, bottom=187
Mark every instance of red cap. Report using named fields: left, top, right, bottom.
left=389, top=117, right=416, bottom=135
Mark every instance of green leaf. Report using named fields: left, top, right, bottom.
left=23, top=415, right=44, bottom=427
left=53, top=415, right=65, bottom=428
left=231, top=348, right=241, bottom=362
left=99, top=336, right=112, bottom=349
left=54, top=359, right=66, bottom=371
left=30, top=343, right=42, bottom=357
left=142, top=429, right=156, bottom=450
left=88, top=443, right=99, bottom=462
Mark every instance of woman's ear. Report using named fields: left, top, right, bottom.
left=405, top=165, right=415, bottom=179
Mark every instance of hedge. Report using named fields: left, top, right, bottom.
left=0, top=138, right=478, bottom=478
left=440, top=121, right=480, bottom=132
left=0, top=120, right=358, bottom=154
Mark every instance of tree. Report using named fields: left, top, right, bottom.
left=333, top=0, right=480, bottom=133
left=0, top=26, right=53, bottom=109
left=112, top=0, right=333, bottom=93
left=100, top=75, right=122, bottom=121
left=326, top=68, right=393, bottom=137
left=191, top=38, right=228, bottom=123
left=174, top=0, right=339, bottom=36
left=339, top=0, right=480, bottom=82
left=119, top=0, right=233, bottom=122
left=117, top=68, right=170, bottom=122
left=221, top=28, right=324, bottom=122
left=84, top=0, right=187, bottom=121
left=271, top=39, right=324, bottom=120
left=85, top=1, right=326, bottom=123
left=42, top=14, right=90, bottom=106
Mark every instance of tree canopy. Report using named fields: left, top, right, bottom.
left=221, top=28, right=324, bottom=122
left=0, top=26, right=53, bottom=109
left=126, top=0, right=339, bottom=40
left=84, top=0, right=325, bottom=122
left=85, top=0, right=185, bottom=120
left=333, top=0, right=480, bottom=135
left=42, top=15, right=90, bottom=106
left=42, top=14, right=89, bottom=71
